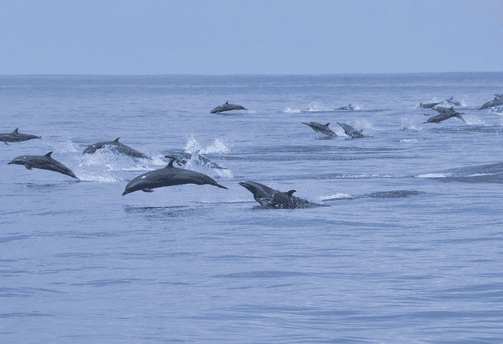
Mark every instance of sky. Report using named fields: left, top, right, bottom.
left=0, top=0, right=502, bottom=75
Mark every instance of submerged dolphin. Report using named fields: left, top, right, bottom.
left=424, top=107, right=465, bottom=123
left=302, top=122, right=336, bottom=137
left=336, top=122, right=365, bottom=138
left=445, top=97, right=461, bottom=106
left=8, top=151, right=78, bottom=179
left=419, top=102, right=439, bottom=109
left=338, top=104, right=354, bottom=111
left=83, top=138, right=149, bottom=158
left=164, top=152, right=227, bottom=169
left=239, top=181, right=319, bottom=209
left=122, top=159, right=228, bottom=196
left=479, top=96, right=503, bottom=110
left=0, top=128, right=41, bottom=145
left=210, top=101, right=247, bottom=113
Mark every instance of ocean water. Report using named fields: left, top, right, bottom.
left=1, top=73, right=502, bottom=343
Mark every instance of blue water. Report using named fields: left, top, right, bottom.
left=1, top=73, right=503, bottom=343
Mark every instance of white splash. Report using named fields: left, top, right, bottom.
left=284, top=107, right=301, bottom=113
left=416, top=173, right=448, bottom=178
left=319, top=193, right=353, bottom=201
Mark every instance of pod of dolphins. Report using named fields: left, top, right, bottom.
left=3, top=95, right=501, bottom=209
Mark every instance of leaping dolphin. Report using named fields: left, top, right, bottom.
left=445, top=97, right=461, bottom=106
left=0, top=128, right=41, bottom=145
left=8, top=151, right=78, bottom=179
left=336, top=122, right=365, bottom=139
left=479, top=96, right=503, bottom=110
left=164, top=152, right=227, bottom=169
left=83, top=138, right=149, bottom=158
left=122, top=159, right=228, bottom=196
left=424, top=107, right=465, bottom=124
left=419, top=102, right=440, bottom=109
left=302, top=122, right=336, bottom=137
left=210, top=101, right=247, bottom=113
left=239, top=181, right=319, bottom=209
left=337, top=104, right=354, bottom=111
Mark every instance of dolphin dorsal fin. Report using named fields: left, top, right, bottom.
left=45, top=151, right=53, bottom=158
left=286, top=190, right=296, bottom=197
left=225, top=101, right=229, bottom=104
left=13, top=128, right=19, bottom=133
left=324, top=123, right=330, bottom=127
left=114, top=137, right=120, bottom=142
left=167, top=159, right=176, bottom=168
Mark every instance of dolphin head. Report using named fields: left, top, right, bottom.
left=8, top=156, right=30, bottom=166
left=83, top=144, right=99, bottom=154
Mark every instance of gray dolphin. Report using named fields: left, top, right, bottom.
left=424, top=107, right=465, bottom=124
left=336, top=122, right=365, bottom=139
left=8, top=151, right=78, bottom=179
left=445, top=97, right=461, bottom=106
left=433, top=106, right=455, bottom=114
left=83, top=138, right=149, bottom=158
left=479, top=96, right=503, bottom=110
left=239, top=181, right=319, bottom=209
left=337, top=104, right=354, bottom=111
left=419, top=102, right=440, bottom=109
left=122, top=159, right=228, bottom=196
left=0, top=128, right=41, bottom=145
left=302, top=122, right=336, bottom=137
left=210, top=101, right=247, bottom=113
left=164, top=152, right=227, bottom=169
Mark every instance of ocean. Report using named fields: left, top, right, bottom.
left=1, top=73, right=502, bottom=343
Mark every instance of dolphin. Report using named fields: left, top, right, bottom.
left=445, top=97, right=461, bottom=106
left=210, top=101, right=247, bottom=113
left=337, top=104, right=354, bottom=111
left=8, top=151, right=78, bottom=179
left=336, top=122, right=365, bottom=139
left=424, top=108, right=465, bottom=124
left=479, top=96, right=503, bottom=110
left=419, top=102, right=439, bottom=109
left=83, top=138, right=149, bottom=158
left=302, top=122, right=336, bottom=137
left=433, top=106, right=456, bottom=114
left=0, top=128, right=41, bottom=145
left=164, top=152, right=227, bottom=169
left=239, top=181, right=319, bottom=209
left=122, top=159, right=228, bottom=196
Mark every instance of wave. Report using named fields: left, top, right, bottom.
left=417, top=162, right=503, bottom=184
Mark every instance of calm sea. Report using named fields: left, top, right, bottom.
left=1, top=73, right=503, bottom=343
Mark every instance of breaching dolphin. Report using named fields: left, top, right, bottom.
left=336, top=122, right=365, bottom=139
left=338, top=104, right=354, bottom=111
left=445, top=97, right=461, bottom=106
left=210, top=101, right=247, bottom=113
left=479, top=95, right=503, bottom=110
left=419, top=102, right=439, bottom=109
left=8, top=151, right=78, bottom=179
left=0, top=128, right=41, bottom=145
left=239, top=181, right=319, bottom=209
left=302, top=122, right=336, bottom=137
left=164, top=152, right=227, bottom=169
left=424, top=107, right=465, bottom=123
left=83, top=138, right=149, bottom=158
left=122, top=159, right=228, bottom=196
